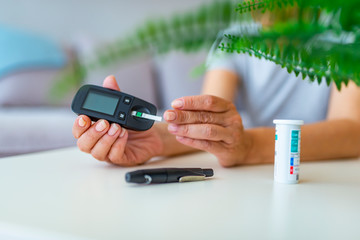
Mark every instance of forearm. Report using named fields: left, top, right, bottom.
left=201, top=69, right=238, bottom=101
left=246, top=119, right=360, bottom=164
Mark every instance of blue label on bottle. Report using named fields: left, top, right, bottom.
left=291, top=130, right=299, bottom=153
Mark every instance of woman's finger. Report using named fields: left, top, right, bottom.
left=72, top=115, right=92, bottom=139
left=106, top=128, right=132, bottom=166
left=167, top=123, right=234, bottom=144
left=171, top=95, right=232, bottom=112
left=90, top=123, right=122, bottom=161
left=76, top=119, right=110, bottom=153
left=103, top=75, right=121, bottom=91
left=164, top=109, right=230, bottom=125
left=174, top=136, right=223, bottom=153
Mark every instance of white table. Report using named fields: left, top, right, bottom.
left=0, top=147, right=359, bottom=240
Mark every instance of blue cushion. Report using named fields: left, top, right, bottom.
left=0, top=25, right=66, bottom=79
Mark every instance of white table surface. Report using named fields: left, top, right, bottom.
left=0, top=147, right=359, bottom=240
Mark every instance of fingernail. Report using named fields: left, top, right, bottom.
left=164, top=111, right=176, bottom=121
left=78, top=117, right=86, bottom=127
left=119, top=128, right=126, bottom=138
left=95, top=120, right=107, bottom=132
left=168, top=124, right=178, bottom=132
left=171, top=99, right=183, bottom=109
left=108, top=123, right=119, bottom=136
left=176, top=136, right=184, bottom=141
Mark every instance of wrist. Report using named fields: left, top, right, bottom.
left=243, top=128, right=275, bottom=164
left=152, top=123, right=168, bottom=156
left=240, top=129, right=255, bottom=165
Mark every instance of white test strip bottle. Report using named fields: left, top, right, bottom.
left=273, top=119, right=304, bottom=184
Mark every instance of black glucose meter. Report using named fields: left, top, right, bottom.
left=71, top=85, right=162, bottom=131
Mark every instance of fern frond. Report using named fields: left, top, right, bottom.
left=219, top=22, right=360, bottom=89
left=235, top=0, right=295, bottom=14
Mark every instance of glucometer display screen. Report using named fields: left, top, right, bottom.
left=82, top=91, right=119, bottom=115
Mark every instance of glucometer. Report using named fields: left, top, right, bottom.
left=71, top=84, right=162, bottom=131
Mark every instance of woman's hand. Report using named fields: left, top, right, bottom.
left=164, top=95, right=253, bottom=167
left=72, top=76, right=164, bottom=166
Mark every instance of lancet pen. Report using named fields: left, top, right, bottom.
left=125, top=168, right=214, bottom=184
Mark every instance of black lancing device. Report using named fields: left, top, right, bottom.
left=71, top=84, right=157, bottom=131
left=125, top=168, right=214, bottom=184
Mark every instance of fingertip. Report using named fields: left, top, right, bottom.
left=171, top=98, right=184, bottom=109
left=168, top=124, right=178, bottom=133
left=73, top=115, right=90, bottom=139
left=104, top=75, right=115, bottom=83
left=108, top=123, right=120, bottom=136
left=175, top=136, right=185, bottom=141
left=163, top=110, right=176, bottom=122
left=119, top=127, right=127, bottom=138
left=95, top=119, right=109, bottom=132
left=76, top=115, right=90, bottom=129
left=103, top=75, right=121, bottom=91
left=78, top=116, right=86, bottom=127
left=79, top=115, right=91, bottom=123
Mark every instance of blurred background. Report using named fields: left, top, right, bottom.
left=1, top=0, right=210, bottom=42
left=0, top=0, right=213, bottom=157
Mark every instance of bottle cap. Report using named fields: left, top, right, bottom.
left=273, top=119, right=304, bottom=125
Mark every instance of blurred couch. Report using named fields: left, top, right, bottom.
left=0, top=48, right=208, bottom=157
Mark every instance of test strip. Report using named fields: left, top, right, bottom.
left=131, top=111, right=162, bottom=122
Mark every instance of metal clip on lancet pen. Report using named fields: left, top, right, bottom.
left=125, top=168, right=214, bottom=184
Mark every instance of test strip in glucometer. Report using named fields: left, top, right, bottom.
left=131, top=111, right=163, bottom=122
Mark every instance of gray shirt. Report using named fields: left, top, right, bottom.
left=207, top=51, right=332, bottom=128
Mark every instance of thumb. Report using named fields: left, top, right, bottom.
left=103, top=75, right=121, bottom=91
